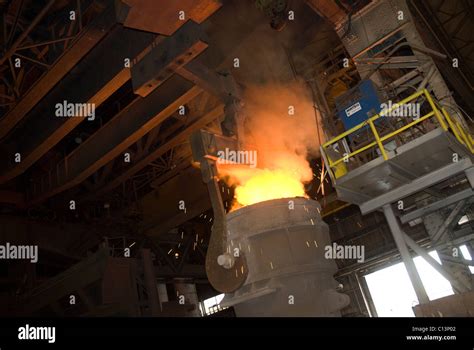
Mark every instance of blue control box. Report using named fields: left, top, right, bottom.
left=335, top=79, right=382, bottom=130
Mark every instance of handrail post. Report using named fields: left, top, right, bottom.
left=368, top=119, right=388, bottom=160
left=424, top=90, right=448, bottom=130
left=441, top=107, right=463, bottom=144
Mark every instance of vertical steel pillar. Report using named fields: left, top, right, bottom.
left=174, top=279, right=200, bottom=317
left=383, top=204, right=430, bottom=304
left=355, top=272, right=376, bottom=317
left=141, top=249, right=161, bottom=316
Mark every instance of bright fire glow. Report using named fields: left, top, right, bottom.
left=226, top=168, right=308, bottom=208
left=217, top=82, right=322, bottom=210
left=218, top=154, right=313, bottom=209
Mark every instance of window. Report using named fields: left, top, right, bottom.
left=364, top=251, right=454, bottom=317
left=201, top=294, right=226, bottom=316
left=459, top=245, right=474, bottom=274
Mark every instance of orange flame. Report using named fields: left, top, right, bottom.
left=218, top=82, right=322, bottom=210
left=218, top=156, right=312, bottom=209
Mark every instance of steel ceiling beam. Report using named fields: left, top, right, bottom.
left=131, top=20, right=208, bottom=97
left=176, top=61, right=228, bottom=101
left=82, top=104, right=224, bottom=201
left=66, top=0, right=262, bottom=208
left=0, top=1, right=117, bottom=140
left=0, top=26, right=156, bottom=184
left=28, top=77, right=201, bottom=205
left=118, top=0, right=221, bottom=36
left=25, top=19, right=211, bottom=204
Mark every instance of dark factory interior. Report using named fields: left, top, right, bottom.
left=0, top=0, right=473, bottom=323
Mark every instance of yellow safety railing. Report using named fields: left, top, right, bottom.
left=322, top=89, right=474, bottom=179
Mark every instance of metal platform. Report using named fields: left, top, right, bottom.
left=332, top=128, right=473, bottom=213
left=320, top=99, right=474, bottom=302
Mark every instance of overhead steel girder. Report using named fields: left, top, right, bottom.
left=79, top=1, right=263, bottom=202
left=131, top=20, right=209, bottom=97
left=176, top=61, right=234, bottom=102
left=0, top=0, right=117, bottom=141
left=28, top=77, right=202, bottom=205
left=117, top=0, right=222, bottom=36
left=82, top=104, right=224, bottom=202
left=27, top=19, right=211, bottom=204
left=410, top=0, right=474, bottom=116
left=0, top=26, right=156, bottom=185
left=119, top=2, right=229, bottom=100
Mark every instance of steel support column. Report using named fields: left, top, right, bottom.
left=141, top=248, right=161, bottom=316
left=383, top=204, right=430, bottom=304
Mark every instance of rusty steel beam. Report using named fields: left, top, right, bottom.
left=0, top=1, right=117, bottom=139
left=72, top=2, right=263, bottom=206
left=176, top=61, right=227, bottom=101
left=27, top=20, right=212, bottom=204
left=131, top=20, right=208, bottom=97
left=28, top=77, right=202, bottom=205
left=118, top=0, right=221, bottom=36
left=0, top=26, right=156, bottom=184
left=82, top=104, right=224, bottom=201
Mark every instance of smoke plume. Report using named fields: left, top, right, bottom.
left=218, top=80, right=321, bottom=209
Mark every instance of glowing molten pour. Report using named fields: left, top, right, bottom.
left=216, top=82, right=322, bottom=210
left=234, top=168, right=307, bottom=207
left=218, top=155, right=312, bottom=210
